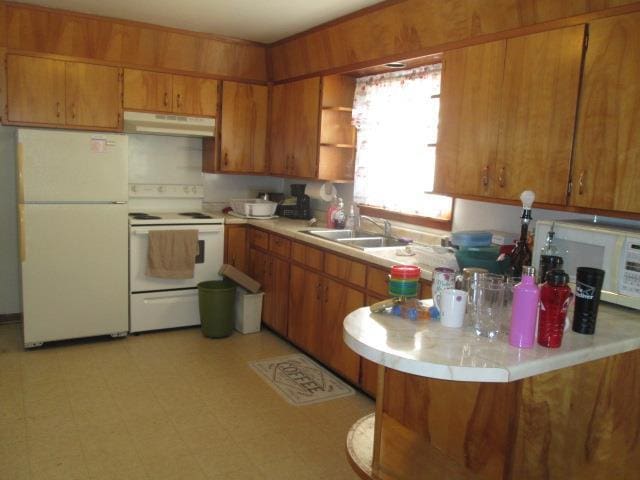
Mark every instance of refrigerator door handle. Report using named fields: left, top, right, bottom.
left=18, top=204, right=25, bottom=262
left=112, top=201, right=127, bottom=204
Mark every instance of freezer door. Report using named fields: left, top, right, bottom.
left=17, top=128, right=128, bottom=202
left=21, top=203, right=128, bottom=345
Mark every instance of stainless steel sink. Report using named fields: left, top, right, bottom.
left=303, top=229, right=374, bottom=240
left=337, top=237, right=408, bottom=249
left=302, top=229, right=408, bottom=250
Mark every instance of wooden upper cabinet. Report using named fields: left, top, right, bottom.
left=6, top=55, right=121, bottom=130
left=290, top=77, right=321, bottom=178
left=6, top=55, right=65, bottom=125
left=65, top=62, right=122, bottom=129
left=172, top=75, right=218, bottom=117
left=435, top=26, right=585, bottom=206
left=123, top=69, right=218, bottom=116
left=435, top=40, right=505, bottom=197
left=495, top=25, right=585, bottom=205
left=268, top=82, right=291, bottom=176
left=571, top=13, right=640, bottom=213
left=269, top=77, right=320, bottom=178
left=219, top=81, right=268, bottom=173
left=123, top=69, right=172, bottom=112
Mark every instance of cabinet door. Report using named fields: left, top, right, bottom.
left=225, top=225, right=247, bottom=273
left=435, top=41, right=505, bottom=197
left=65, top=62, right=122, bottom=129
left=494, top=25, right=585, bottom=204
left=571, top=13, right=640, bottom=213
left=360, top=294, right=386, bottom=398
left=6, top=55, right=65, bottom=125
left=269, top=83, right=291, bottom=175
left=290, top=77, right=321, bottom=178
left=263, top=256, right=289, bottom=337
left=288, top=264, right=323, bottom=357
left=321, top=277, right=365, bottom=384
left=249, top=248, right=267, bottom=291
left=123, top=69, right=172, bottom=112
left=220, top=82, right=268, bottom=173
left=172, top=75, right=218, bottom=117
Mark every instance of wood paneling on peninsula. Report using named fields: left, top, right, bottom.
left=4, top=2, right=267, bottom=82
left=268, top=0, right=638, bottom=81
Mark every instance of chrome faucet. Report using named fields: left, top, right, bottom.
left=359, top=215, right=392, bottom=237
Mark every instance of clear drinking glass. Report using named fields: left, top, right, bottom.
left=473, top=275, right=506, bottom=338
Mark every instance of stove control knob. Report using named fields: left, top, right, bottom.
left=183, top=186, right=189, bottom=193
left=191, top=186, right=197, bottom=194
left=158, top=185, right=164, bottom=193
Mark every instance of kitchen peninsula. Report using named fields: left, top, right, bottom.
left=343, top=306, right=640, bottom=479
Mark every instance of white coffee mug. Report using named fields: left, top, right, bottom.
left=435, top=289, right=468, bottom=328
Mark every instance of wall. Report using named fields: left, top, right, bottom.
left=0, top=125, right=20, bottom=314
left=203, top=174, right=284, bottom=206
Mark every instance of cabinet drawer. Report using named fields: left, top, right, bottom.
left=269, top=234, right=291, bottom=258
left=249, top=229, right=269, bottom=250
left=367, top=267, right=390, bottom=298
left=324, top=253, right=366, bottom=288
left=291, top=242, right=323, bottom=270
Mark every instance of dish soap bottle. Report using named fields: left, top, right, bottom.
left=537, top=223, right=564, bottom=283
left=345, top=203, right=357, bottom=230
left=508, top=190, right=535, bottom=277
left=332, top=198, right=346, bottom=229
left=326, top=196, right=338, bottom=228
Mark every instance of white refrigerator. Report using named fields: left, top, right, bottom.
left=17, top=129, right=129, bottom=347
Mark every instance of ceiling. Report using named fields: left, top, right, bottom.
left=17, top=0, right=386, bottom=44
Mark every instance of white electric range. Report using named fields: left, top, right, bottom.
left=128, top=189, right=225, bottom=333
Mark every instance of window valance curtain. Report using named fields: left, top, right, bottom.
left=351, top=64, right=451, bottom=219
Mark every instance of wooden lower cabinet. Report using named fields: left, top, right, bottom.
left=262, top=255, right=290, bottom=336
left=321, top=277, right=365, bottom=384
left=224, top=225, right=247, bottom=273
left=288, top=264, right=323, bottom=358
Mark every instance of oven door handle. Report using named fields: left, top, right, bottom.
left=132, top=227, right=223, bottom=235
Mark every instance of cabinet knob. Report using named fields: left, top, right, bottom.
left=71, top=103, right=76, bottom=119
left=498, top=166, right=506, bottom=188
left=55, top=101, right=61, bottom=118
left=164, top=92, right=169, bottom=107
left=578, top=170, right=585, bottom=195
left=223, top=152, right=229, bottom=166
left=176, top=93, right=182, bottom=109
left=316, top=283, right=322, bottom=301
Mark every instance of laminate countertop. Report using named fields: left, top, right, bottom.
left=213, top=213, right=453, bottom=281
left=343, top=304, right=640, bottom=382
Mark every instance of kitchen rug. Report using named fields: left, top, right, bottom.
left=249, top=354, right=355, bottom=406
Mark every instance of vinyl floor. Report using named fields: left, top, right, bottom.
left=0, top=323, right=374, bottom=479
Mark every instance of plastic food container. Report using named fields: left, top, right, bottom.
left=390, top=265, right=421, bottom=279
left=388, top=278, right=420, bottom=297
left=230, top=199, right=277, bottom=217
left=451, top=230, right=493, bottom=248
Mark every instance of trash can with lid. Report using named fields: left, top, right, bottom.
left=197, top=279, right=236, bottom=338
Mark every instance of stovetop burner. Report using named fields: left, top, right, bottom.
left=179, top=212, right=213, bottom=219
left=129, top=213, right=161, bottom=220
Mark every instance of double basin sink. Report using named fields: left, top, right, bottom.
left=303, top=229, right=409, bottom=250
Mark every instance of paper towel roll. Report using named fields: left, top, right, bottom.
left=305, top=182, right=337, bottom=202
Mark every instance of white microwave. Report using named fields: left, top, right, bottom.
left=533, top=220, right=640, bottom=310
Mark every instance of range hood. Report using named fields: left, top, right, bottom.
left=123, top=111, right=215, bottom=137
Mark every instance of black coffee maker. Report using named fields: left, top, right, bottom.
left=277, top=184, right=312, bottom=219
